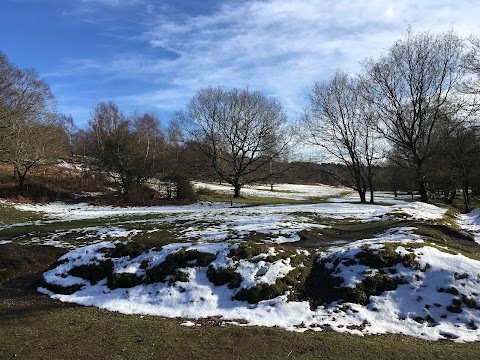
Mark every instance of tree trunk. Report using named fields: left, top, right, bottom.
left=367, top=176, right=374, bottom=203
left=233, top=183, right=242, bottom=198
left=418, top=177, right=429, bottom=203
left=358, top=189, right=366, bottom=203
left=446, top=189, right=456, bottom=204
left=15, top=167, right=27, bottom=195
left=463, top=179, right=470, bottom=212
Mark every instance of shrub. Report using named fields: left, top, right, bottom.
left=106, top=242, right=149, bottom=259
left=161, top=173, right=195, bottom=199
left=145, top=249, right=216, bottom=283
left=356, top=244, right=419, bottom=269
left=227, top=242, right=269, bottom=262
left=107, top=273, right=143, bottom=289
left=68, top=260, right=114, bottom=285
left=234, top=283, right=285, bottom=304
left=206, top=265, right=242, bottom=289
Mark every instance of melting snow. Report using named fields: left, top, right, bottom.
left=39, top=232, right=480, bottom=342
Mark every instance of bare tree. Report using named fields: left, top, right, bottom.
left=304, top=71, right=380, bottom=202
left=89, top=103, right=167, bottom=196
left=433, top=121, right=480, bottom=211
left=132, top=112, right=166, bottom=180
left=0, top=53, right=66, bottom=194
left=89, top=101, right=126, bottom=152
left=176, top=86, right=290, bottom=197
left=362, top=29, right=466, bottom=202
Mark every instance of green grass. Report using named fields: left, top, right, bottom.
left=0, top=212, right=184, bottom=248
left=1, top=194, right=480, bottom=358
left=197, top=192, right=327, bottom=206
left=1, top=298, right=480, bottom=360
left=0, top=203, right=45, bottom=225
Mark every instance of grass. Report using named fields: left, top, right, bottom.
left=0, top=212, right=184, bottom=248
left=1, top=192, right=480, bottom=358
left=293, top=216, right=408, bottom=249
left=1, top=292, right=480, bottom=359
left=197, top=191, right=327, bottom=206
left=0, top=203, right=45, bottom=225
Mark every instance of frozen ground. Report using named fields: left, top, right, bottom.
left=2, top=183, right=480, bottom=342
left=40, top=228, right=480, bottom=342
left=8, top=195, right=446, bottom=245
left=193, top=182, right=351, bottom=200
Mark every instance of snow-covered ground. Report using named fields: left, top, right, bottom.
left=458, top=209, right=480, bottom=244
left=9, top=196, right=446, bottom=245
left=40, top=227, right=480, bottom=342
left=2, top=183, right=480, bottom=342
left=193, top=182, right=351, bottom=200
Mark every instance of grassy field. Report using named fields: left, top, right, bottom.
left=2, top=272, right=480, bottom=360
left=1, top=193, right=480, bottom=359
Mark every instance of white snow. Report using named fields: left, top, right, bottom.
left=7, top=197, right=446, bottom=247
left=39, top=235, right=480, bottom=342
left=193, top=182, right=351, bottom=200
left=3, top=183, right=478, bottom=342
left=458, top=209, right=480, bottom=244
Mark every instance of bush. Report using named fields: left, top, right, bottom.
left=207, top=265, right=242, bottom=289
left=234, top=283, right=285, bottom=303
left=107, top=273, right=143, bottom=289
left=145, top=249, right=216, bottom=283
left=161, top=173, right=195, bottom=199
left=68, top=260, right=114, bottom=285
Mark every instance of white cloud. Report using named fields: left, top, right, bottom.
left=56, top=0, right=480, bottom=123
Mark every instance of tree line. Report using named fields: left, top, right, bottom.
left=1, top=29, right=480, bottom=208
left=304, top=29, right=480, bottom=210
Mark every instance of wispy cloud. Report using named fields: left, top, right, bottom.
left=53, top=0, right=480, bottom=124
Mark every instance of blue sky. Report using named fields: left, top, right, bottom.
left=1, top=0, right=479, bottom=128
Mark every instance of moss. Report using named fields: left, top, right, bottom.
left=145, top=249, right=216, bottom=284
left=281, top=258, right=314, bottom=301
left=68, top=260, right=114, bottom=285
left=106, top=242, right=150, bottom=259
left=356, top=244, right=419, bottom=270
left=303, top=250, right=406, bottom=308
left=447, top=305, right=462, bottom=313
left=168, top=270, right=190, bottom=285
left=40, top=281, right=84, bottom=295
left=234, top=283, right=285, bottom=304
left=302, top=258, right=345, bottom=308
left=228, top=242, right=269, bottom=262
left=106, top=273, right=143, bottom=289
left=462, top=295, right=478, bottom=309
left=206, top=266, right=242, bottom=289
left=445, top=287, right=459, bottom=296
left=355, top=273, right=402, bottom=304
left=454, top=272, right=469, bottom=280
